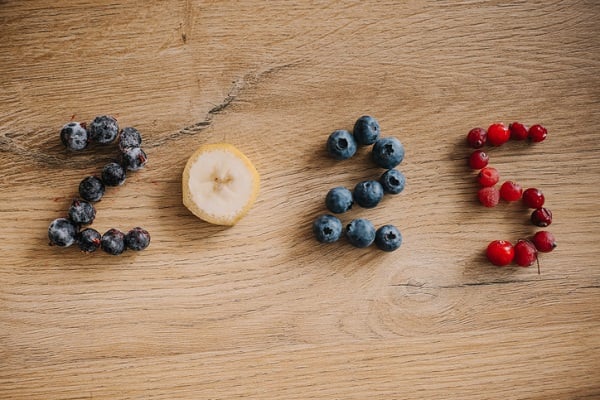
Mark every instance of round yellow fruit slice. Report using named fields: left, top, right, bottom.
left=182, top=143, right=260, bottom=226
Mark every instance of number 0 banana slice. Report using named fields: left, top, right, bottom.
left=182, top=143, right=260, bottom=226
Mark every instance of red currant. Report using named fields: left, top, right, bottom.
left=514, top=239, right=538, bottom=267
left=477, top=167, right=499, bottom=187
left=522, top=188, right=545, bottom=208
left=487, top=123, right=510, bottom=146
left=509, top=122, right=529, bottom=141
left=531, top=207, right=552, bottom=227
left=528, top=124, right=547, bottom=143
left=486, top=240, right=515, bottom=266
left=467, top=127, right=487, bottom=149
left=499, top=181, right=523, bottom=202
left=469, top=150, right=489, bottom=170
left=478, top=186, right=500, bottom=207
left=532, top=231, right=556, bottom=252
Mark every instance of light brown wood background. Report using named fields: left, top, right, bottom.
left=1, top=1, right=599, bottom=399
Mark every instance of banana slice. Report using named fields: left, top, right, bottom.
left=182, top=143, right=260, bottom=226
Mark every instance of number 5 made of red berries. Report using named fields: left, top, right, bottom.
left=466, top=122, right=557, bottom=273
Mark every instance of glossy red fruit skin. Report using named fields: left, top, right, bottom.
left=529, top=124, right=547, bottom=143
left=477, top=167, right=499, bottom=187
left=499, top=181, right=523, bottom=202
left=531, top=207, right=552, bottom=227
left=478, top=186, right=500, bottom=207
left=509, top=122, right=529, bottom=140
left=469, top=150, right=489, bottom=170
left=532, top=231, right=557, bottom=252
left=486, top=240, right=515, bottom=266
left=487, top=123, right=510, bottom=146
left=514, top=239, right=538, bottom=267
left=467, top=127, right=487, bottom=149
left=522, top=188, right=545, bottom=209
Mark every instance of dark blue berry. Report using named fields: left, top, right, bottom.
left=375, top=224, right=402, bottom=252
left=379, top=169, right=406, bottom=194
left=118, top=127, right=142, bottom=151
left=68, top=199, right=96, bottom=226
left=101, top=228, right=126, bottom=255
left=353, top=180, right=384, bottom=208
left=79, top=176, right=105, bottom=202
left=121, top=147, right=147, bottom=171
left=90, top=115, right=119, bottom=144
left=353, top=115, right=380, bottom=145
left=372, top=137, right=404, bottom=169
left=60, top=122, right=89, bottom=151
left=78, top=228, right=101, bottom=253
left=125, top=227, right=151, bottom=251
left=345, top=218, right=376, bottom=248
left=325, top=187, right=353, bottom=214
left=101, top=162, right=126, bottom=186
left=48, top=217, right=78, bottom=247
left=326, top=130, right=357, bottom=160
left=313, top=214, right=343, bottom=243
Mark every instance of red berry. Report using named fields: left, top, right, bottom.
left=532, top=231, right=557, bottom=253
left=467, top=127, right=487, bottom=149
left=528, top=124, right=547, bottom=143
left=487, top=123, right=510, bottom=146
left=514, top=239, right=538, bottom=267
left=477, top=167, right=499, bottom=187
left=509, top=122, right=529, bottom=140
left=478, top=186, right=500, bottom=207
left=486, top=240, right=515, bottom=266
left=522, top=188, right=545, bottom=208
left=531, top=207, right=552, bottom=227
left=499, top=181, right=523, bottom=202
left=469, top=150, right=489, bottom=169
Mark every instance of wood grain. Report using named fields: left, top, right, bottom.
left=1, top=1, right=600, bottom=399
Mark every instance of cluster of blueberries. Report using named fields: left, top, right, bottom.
left=313, top=116, right=406, bottom=251
left=48, top=115, right=150, bottom=255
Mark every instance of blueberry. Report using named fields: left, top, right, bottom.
left=353, top=115, right=380, bottom=145
left=325, top=187, right=353, bottom=214
left=379, top=169, right=406, bottom=194
left=67, top=199, right=96, bottom=226
left=312, top=214, right=343, bottom=243
left=375, top=224, right=402, bottom=252
left=353, top=180, right=384, bottom=208
left=372, top=137, right=404, bottom=169
left=79, top=176, right=105, bottom=202
left=101, top=162, right=126, bottom=186
left=326, top=130, right=357, bottom=160
left=60, top=122, right=89, bottom=151
left=345, top=218, right=376, bottom=248
left=78, top=228, right=101, bottom=253
left=90, top=115, right=119, bottom=144
left=101, top=228, right=126, bottom=255
left=118, top=127, right=142, bottom=151
left=125, top=227, right=151, bottom=251
left=48, top=217, right=78, bottom=247
left=121, top=147, right=147, bottom=171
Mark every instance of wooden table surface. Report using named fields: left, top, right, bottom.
left=1, top=1, right=599, bottom=399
